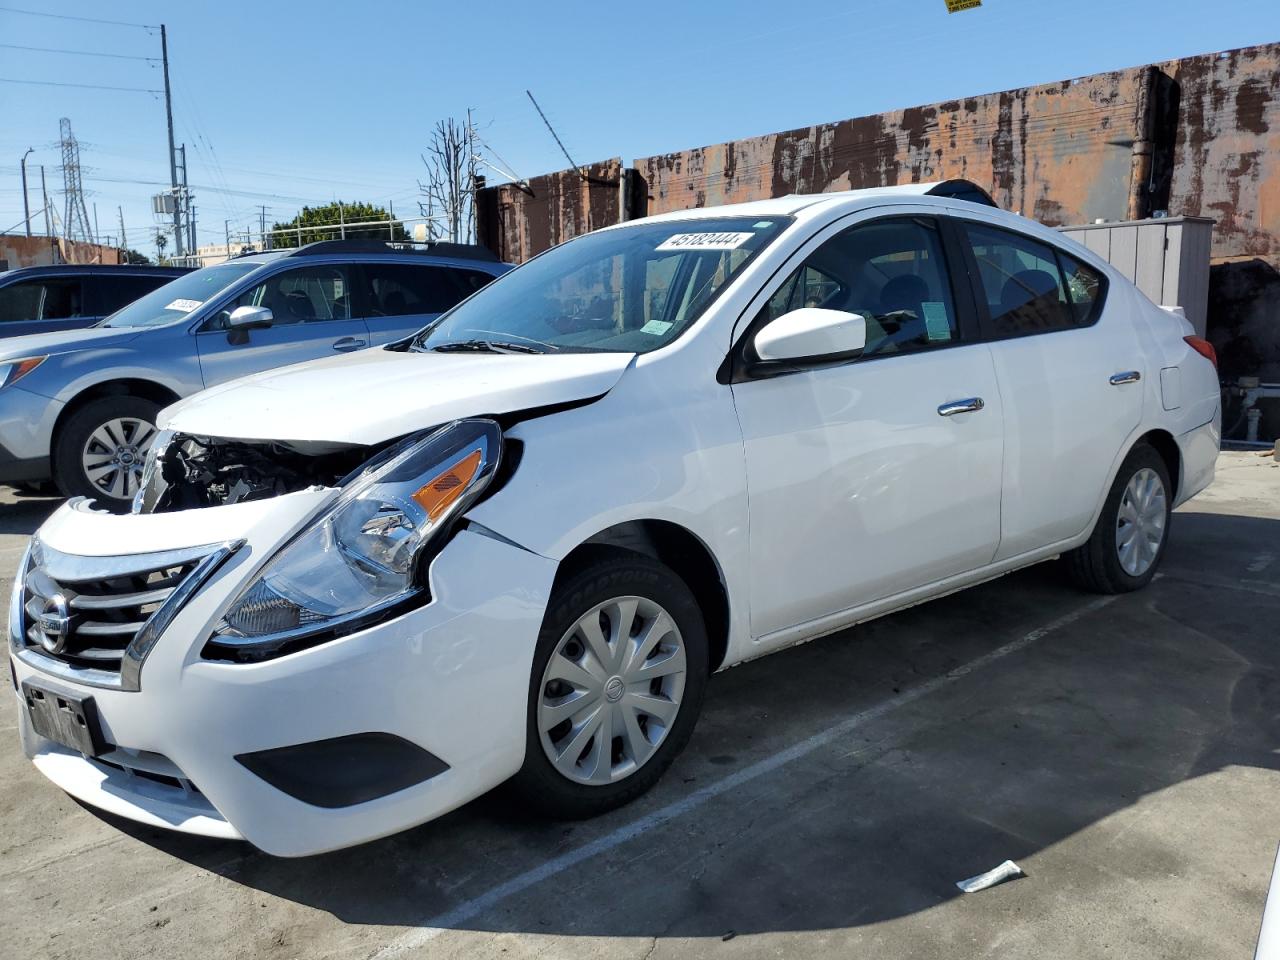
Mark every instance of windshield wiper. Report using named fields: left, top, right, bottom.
left=425, top=338, right=546, bottom=355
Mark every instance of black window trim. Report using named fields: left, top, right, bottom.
left=721, top=212, right=983, bottom=384
left=951, top=217, right=1110, bottom=342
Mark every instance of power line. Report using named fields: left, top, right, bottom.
left=0, top=42, right=159, bottom=62
left=0, top=5, right=154, bottom=28
left=0, top=77, right=161, bottom=94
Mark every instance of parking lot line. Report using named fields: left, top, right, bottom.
left=370, top=594, right=1118, bottom=959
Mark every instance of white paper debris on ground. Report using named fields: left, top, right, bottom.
left=956, top=859, right=1025, bottom=893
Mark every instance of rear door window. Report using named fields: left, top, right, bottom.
left=0, top=280, right=44, bottom=322
left=93, top=275, right=174, bottom=316
left=37, top=278, right=84, bottom=319
left=964, top=224, right=1075, bottom=337
left=363, top=264, right=496, bottom=317
left=1059, top=253, right=1106, bottom=326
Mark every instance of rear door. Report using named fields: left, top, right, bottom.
left=195, top=264, right=371, bottom=387
left=955, top=216, right=1144, bottom=559
left=357, top=262, right=497, bottom=345
left=0, top=276, right=88, bottom=336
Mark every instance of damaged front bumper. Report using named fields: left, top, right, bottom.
left=10, top=493, right=558, bottom=856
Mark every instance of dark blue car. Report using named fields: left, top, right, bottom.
left=0, top=264, right=191, bottom=338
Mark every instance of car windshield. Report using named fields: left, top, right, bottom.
left=101, top=263, right=259, bottom=328
left=413, top=216, right=790, bottom=354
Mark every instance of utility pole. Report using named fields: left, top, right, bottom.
left=19, top=148, right=33, bottom=237
left=117, top=206, right=127, bottom=251
left=338, top=201, right=345, bottom=239
left=466, top=108, right=478, bottom=243
left=39, top=165, right=50, bottom=237
left=93, top=202, right=100, bottom=245
left=179, top=144, right=195, bottom=253
left=224, top=219, right=231, bottom=260
left=160, top=24, right=183, bottom=257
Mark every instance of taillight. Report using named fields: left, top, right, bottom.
left=1184, top=336, right=1217, bottom=370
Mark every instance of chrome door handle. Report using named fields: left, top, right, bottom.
left=332, top=337, right=367, bottom=352
left=937, top=397, right=985, bottom=417
left=1109, top=370, right=1141, bottom=385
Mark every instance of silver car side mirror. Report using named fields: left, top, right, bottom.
left=228, top=305, right=274, bottom=330
left=752, top=307, right=867, bottom=366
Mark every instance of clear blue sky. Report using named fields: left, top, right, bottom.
left=0, top=0, right=1275, bottom=259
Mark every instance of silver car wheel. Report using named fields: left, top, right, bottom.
left=1115, top=466, right=1167, bottom=577
left=81, top=417, right=156, bottom=501
left=537, top=595, right=687, bottom=786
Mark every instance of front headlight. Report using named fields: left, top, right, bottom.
left=0, top=356, right=47, bottom=389
left=209, top=419, right=502, bottom=656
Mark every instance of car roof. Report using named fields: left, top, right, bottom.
left=0, top=263, right=190, bottom=280
left=629, top=180, right=1000, bottom=223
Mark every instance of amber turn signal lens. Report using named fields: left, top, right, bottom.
left=412, top=449, right=483, bottom=522
left=5, top=356, right=46, bottom=386
left=1184, top=335, right=1217, bottom=370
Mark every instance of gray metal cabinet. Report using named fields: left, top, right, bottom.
left=1060, top=216, right=1214, bottom=337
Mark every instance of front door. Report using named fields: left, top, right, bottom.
left=732, top=213, right=1005, bottom=641
left=195, top=264, right=370, bottom=387
left=955, top=218, right=1145, bottom=559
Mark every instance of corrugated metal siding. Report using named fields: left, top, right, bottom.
left=475, top=159, right=623, bottom=263
left=1159, top=44, right=1280, bottom=262
left=475, top=43, right=1279, bottom=276
left=637, top=70, right=1144, bottom=226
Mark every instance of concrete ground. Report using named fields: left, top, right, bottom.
left=1, top=450, right=1277, bottom=960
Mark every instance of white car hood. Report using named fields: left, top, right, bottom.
left=160, top=346, right=636, bottom=444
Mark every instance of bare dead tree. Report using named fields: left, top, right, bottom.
left=419, top=116, right=477, bottom=243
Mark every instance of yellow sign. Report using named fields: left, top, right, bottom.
left=946, top=0, right=982, bottom=11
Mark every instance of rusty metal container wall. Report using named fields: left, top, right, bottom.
left=475, top=158, right=623, bottom=263
left=0, top=235, right=125, bottom=269
left=636, top=69, right=1147, bottom=226
left=1158, top=44, right=1280, bottom=263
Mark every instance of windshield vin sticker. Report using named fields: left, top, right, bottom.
left=655, top=232, right=754, bottom=252
left=164, top=298, right=203, bottom=312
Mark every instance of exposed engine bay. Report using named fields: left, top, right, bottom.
left=135, top=432, right=380, bottom=513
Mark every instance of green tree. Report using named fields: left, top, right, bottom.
left=121, top=248, right=152, bottom=264
left=270, top=201, right=408, bottom=249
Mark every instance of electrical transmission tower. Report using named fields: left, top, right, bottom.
left=59, top=118, right=94, bottom=244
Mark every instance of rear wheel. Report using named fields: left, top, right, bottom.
left=507, top=550, right=708, bottom=818
left=1064, top=442, right=1172, bottom=594
left=53, top=395, right=161, bottom=512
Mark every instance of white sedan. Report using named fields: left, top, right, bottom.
left=9, top=183, right=1220, bottom=855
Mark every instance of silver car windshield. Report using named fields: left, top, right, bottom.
left=101, top=263, right=259, bottom=328
left=414, top=216, right=791, bottom=354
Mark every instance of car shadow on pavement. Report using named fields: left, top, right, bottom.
left=0, top=489, right=61, bottom=536
left=95, top=512, right=1280, bottom=942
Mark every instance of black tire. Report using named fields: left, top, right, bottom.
left=1064, top=442, right=1172, bottom=594
left=52, top=395, right=161, bottom=512
left=507, top=548, right=709, bottom=819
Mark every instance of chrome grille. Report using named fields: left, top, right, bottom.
left=22, top=558, right=199, bottom=672
left=13, top=539, right=241, bottom=690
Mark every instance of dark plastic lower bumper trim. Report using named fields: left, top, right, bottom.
left=235, top=733, right=449, bottom=808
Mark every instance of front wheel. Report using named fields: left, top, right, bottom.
left=53, top=395, right=161, bottom=512
left=1064, top=442, right=1172, bottom=594
left=507, top=549, right=709, bottom=819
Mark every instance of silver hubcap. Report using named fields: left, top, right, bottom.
left=537, top=596, right=687, bottom=786
left=1116, top=467, right=1167, bottom=576
left=82, top=417, right=156, bottom=501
